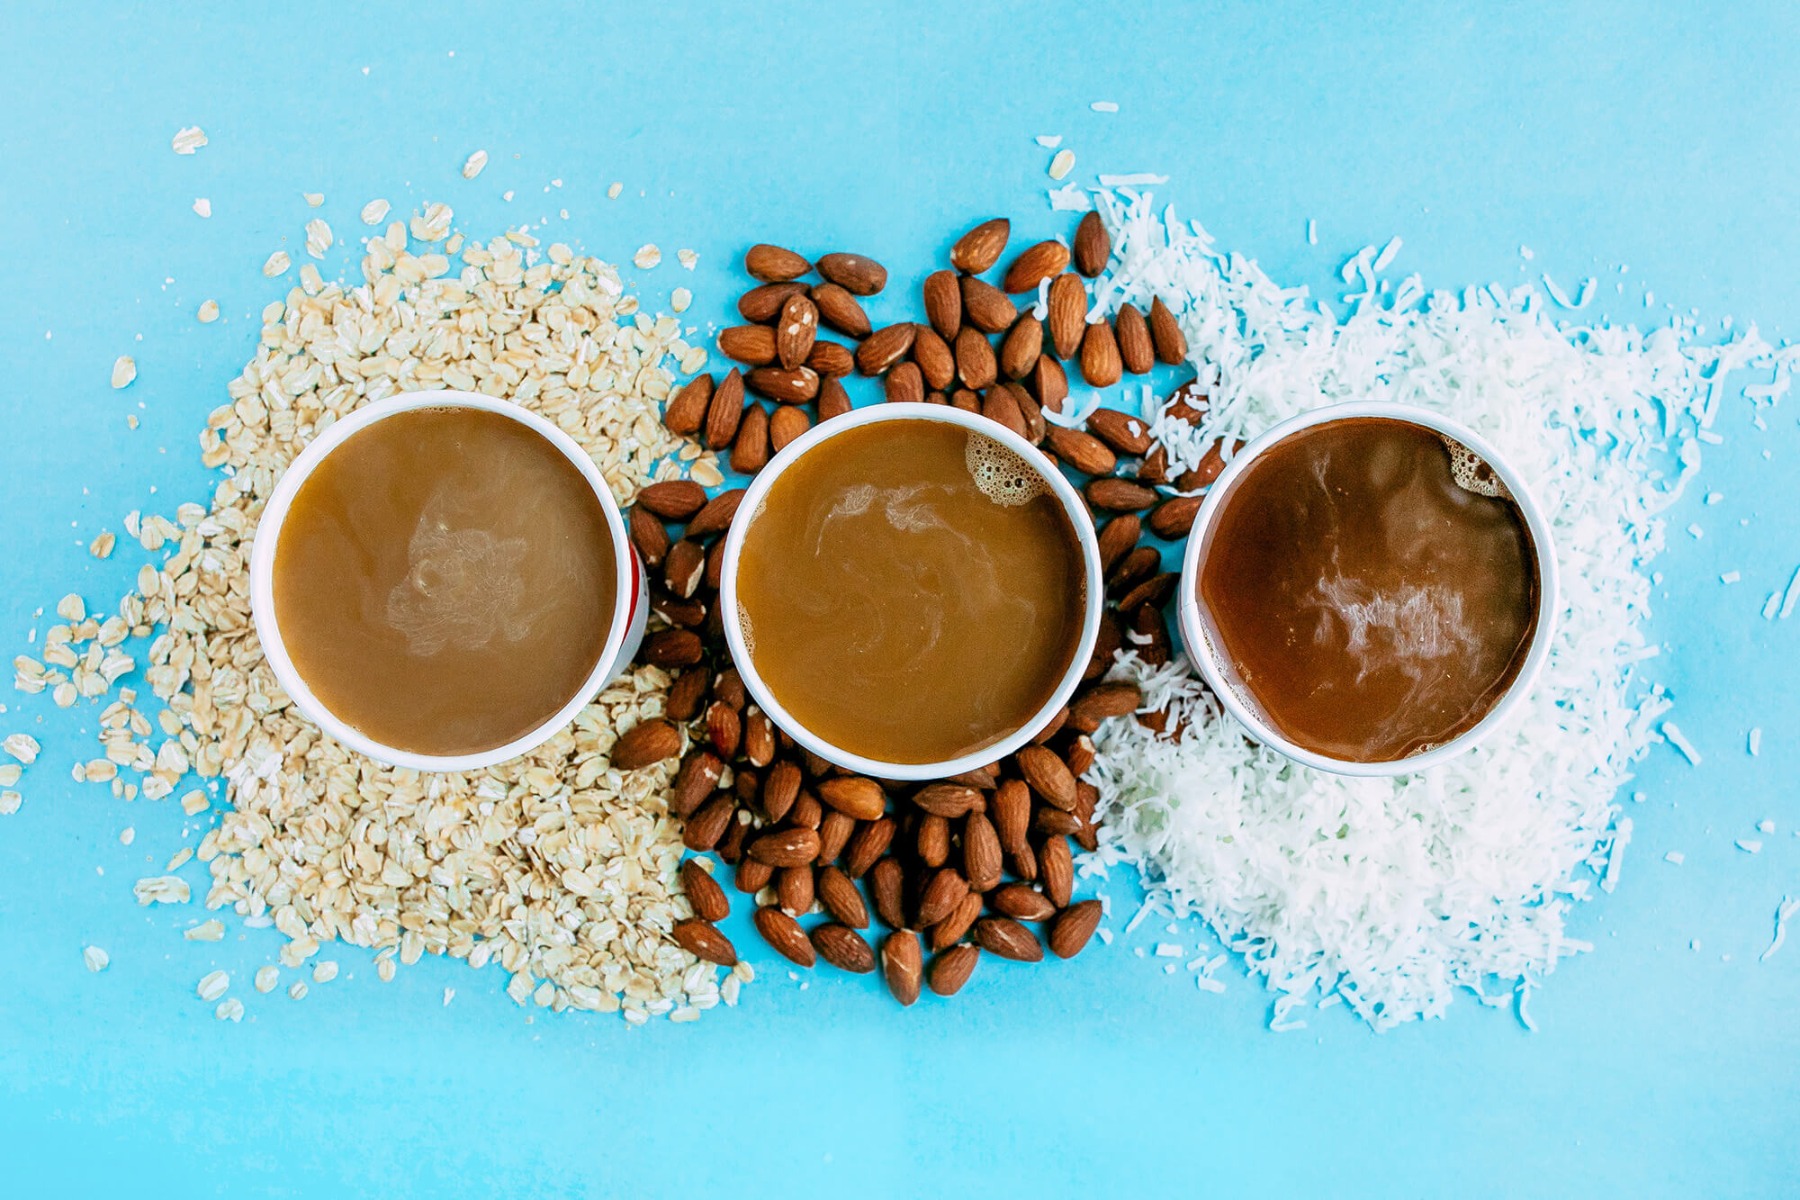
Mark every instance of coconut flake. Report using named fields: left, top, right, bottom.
left=1761, top=897, right=1799, bottom=962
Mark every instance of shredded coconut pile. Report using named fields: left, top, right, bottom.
left=1079, top=188, right=1798, bottom=1031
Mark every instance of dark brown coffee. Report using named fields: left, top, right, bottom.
left=272, top=406, right=618, bottom=757
left=1196, top=417, right=1538, bottom=763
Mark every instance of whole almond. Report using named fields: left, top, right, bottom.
left=1148, top=296, right=1188, bottom=364
left=1030, top=355, right=1068, bottom=413
left=1008, top=841, right=1038, bottom=882
left=768, top=404, right=812, bottom=453
left=818, top=377, right=853, bottom=421
left=704, top=540, right=725, bottom=594
left=686, top=488, right=746, bottom=539
left=735, top=857, right=773, bottom=895
left=811, top=282, right=872, bottom=339
left=612, top=718, right=681, bottom=770
left=912, top=325, right=956, bottom=391
left=662, top=539, right=705, bottom=598
left=817, top=776, right=887, bottom=822
left=747, top=366, right=819, bottom=404
left=671, top=749, right=724, bottom=817
left=1044, top=426, right=1117, bottom=476
left=1040, top=834, right=1074, bottom=908
left=928, top=891, right=983, bottom=953
left=761, top=759, right=802, bottom=822
left=843, top=817, right=894, bottom=878
left=1000, top=314, right=1044, bottom=380
left=870, top=858, right=906, bottom=929
left=928, top=944, right=980, bottom=996
left=916, top=867, right=969, bottom=927
left=881, top=931, right=924, bottom=1006
left=1069, top=682, right=1143, bottom=733
left=775, top=293, right=818, bottom=369
left=742, top=707, right=775, bottom=765
left=680, top=795, right=732, bottom=851
left=748, top=826, right=821, bottom=868
left=705, top=368, right=746, bottom=450
left=671, top=918, right=738, bottom=967
left=955, top=328, right=998, bottom=390
left=1003, top=239, right=1071, bottom=294
left=1164, top=380, right=1208, bottom=424
left=1115, top=304, right=1154, bottom=375
left=991, top=779, right=1031, bottom=853
left=1072, top=211, right=1111, bottom=277
left=1085, top=407, right=1153, bottom=455
left=665, top=668, right=710, bottom=722
left=1047, top=273, right=1087, bottom=358
left=718, top=323, right=778, bottom=365
left=680, top=860, right=730, bottom=923
left=980, top=382, right=1027, bottom=439
left=816, top=252, right=887, bottom=296
left=950, top=387, right=981, bottom=413
left=791, top=789, right=824, bottom=830
left=777, top=864, right=815, bottom=915
left=805, top=340, right=854, bottom=378
left=974, top=916, right=1043, bottom=962
left=959, top=275, right=1017, bottom=334
left=663, top=373, right=713, bottom=435
left=922, top=269, right=962, bottom=340
left=963, top=812, right=1003, bottom=892
left=820, top=809, right=856, bottom=864
left=991, top=882, right=1056, bottom=922
left=1048, top=898, right=1103, bottom=959
left=812, top=922, right=876, bottom=973
left=652, top=592, right=705, bottom=629
left=855, top=323, right=916, bottom=375
left=1080, top=319, right=1123, bottom=387
left=914, top=784, right=986, bottom=820
left=628, top=505, right=670, bottom=568
left=1121, top=573, right=1178, bottom=617
left=1010, top=383, right=1045, bottom=444
left=738, top=280, right=808, bottom=322
left=1065, top=734, right=1096, bottom=778
left=744, top=243, right=810, bottom=282
left=1085, top=476, right=1159, bottom=512
left=1085, top=611, right=1122, bottom=682
left=1109, top=545, right=1158, bottom=594
left=1137, top=443, right=1169, bottom=485
left=950, top=218, right=1010, bottom=274
left=704, top=701, right=741, bottom=759
left=637, top=479, right=708, bottom=521
left=754, top=905, right=816, bottom=966
left=817, top=865, right=870, bottom=929
left=884, top=361, right=925, bottom=405
left=644, top=628, right=702, bottom=668
left=916, top=814, right=950, bottom=867
left=1017, top=744, right=1077, bottom=810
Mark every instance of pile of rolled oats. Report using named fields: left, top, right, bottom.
left=11, top=205, right=749, bottom=1023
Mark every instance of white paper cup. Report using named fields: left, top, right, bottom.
left=1176, top=402, right=1559, bottom=778
left=718, top=403, right=1104, bottom=781
left=248, top=389, right=648, bottom=772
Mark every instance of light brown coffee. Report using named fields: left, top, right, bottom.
left=272, top=406, right=618, bottom=757
left=734, top=419, right=1086, bottom=765
left=1197, top=417, right=1539, bottom=763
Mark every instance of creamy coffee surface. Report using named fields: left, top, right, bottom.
left=735, top=420, right=1085, bottom=765
left=1197, top=417, right=1539, bottom=763
left=272, top=406, right=618, bottom=757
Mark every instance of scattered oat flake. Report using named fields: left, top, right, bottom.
left=360, top=198, right=391, bottom=225
left=410, top=202, right=453, bottom=242
left=185, top=919, right=226, bottom=942
left=1048, top=149, right=1076, bottom=180
left=1036, top=135, right=1063, bottom=148
left=0, top=791, right=19, bottom=815
left=312, top=960, right=339, bottom=983
left=111, top=356, right=137, bottom=389
left=4, top=733, right=40, bottom=764
left=462, top=149, right=488, bottom=179
left=192, top=198, right=211, bottom=218
left=133, top=875, right=189, bottom=906
left=303, top=193, right=324, bottom=208
left=171, top=126, right=207, bottom=155
left=677, top=249, right=698, bottom=270
left=634, top=244, right=662, bottom=269
left=216, top=998, right=244, bottom=1022
left=118, top=826, right=134, bottom=845
left=671, top=287, right=692, bottom=313
left=288, top=982, right=308, bottom=1000
left=1091, top=101, right=1119, bottom=113
left=197, top=299, right=220, bottom=324
left=83, top=945, right=110, bottom=972
left=607, top=182, right=623, bottom=199
left=89, top=531, right=116, bottom=558
left=56, top=593, right=85, bottom=621
left=304, top=218, right=333, bottom=259
left=262, top=251, right=291, bottom=277
left=254, top=966, right=279, bottom=993
left=196, top=970, right=229, bottom=1002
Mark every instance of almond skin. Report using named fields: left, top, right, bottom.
left=1137, top=443, right=1169, bottom=485
left=747, top=366, right=820, bottom=404
left=744, top=243, right=811, bottom=282
left=955, top=327, right=998, bottom=390
left=1000, top=315, right=1044, bottom=380
left=818, top=376, right=853, bottom=421
left=611, top=718, right=682, bottom=770
left=923, top=269, right=962, bottom=340
left=1108, top=545, right=1158, bottom=594
left=817, top=776, right=888, bottom=822
left=963, top=812, right=1004, bottom=892
left=870, top=858, right=906, bottom=929
left=928, top=944, right=980, bottom=996
left=663, top=373, right=713, bottom=436
left=974, top=916, right=1043, bottom=962
left=1016, top=744, right=1077, bottom=811
left=680, top=860, right=730, bottom=923
left=768, top=404, right=812, bottom=453
left=718, top=323, right=778, bottom=365
left=959, top=275, right=1018, bottom=334
left=776, top=293, right=818, bottom=369
left=1003, top=239, right=1071, bottom=294
left=777, top=864, right=814, bottom=915
left=741, top=707, right=775, bottom=766
left=991, top=779, right=1031, bottom=853
left=637, top=479, right=707, bottom=521
left=843, top=817, right=895, bottom=878
left=1040, top=834, right=1074, bottom=908
left=811, top=282, right=872, bottom=339
left=671, top=918, right=738, bottom=966
left=628, top=505, right=670, bottom=568
left=1085, top=407, right=1153, bottom=455
left=735, top=858, right=774, bottom=895
left=805, top=340, right=854, bottom=378
left=1044, top=426, right=1117, bottom=476
left=761, top=760, right=802, bottom=822
left=1086, top=477, right=1159, bottom=512
left=950, top=217, right=1010, bottom=274
left=817, top=252, right=887, bottom=296
left=1115, top=304, right=1155, bottom=374
left=912, top=325, right=956, bottom=391
left=665, top=668, right=710, bottom=722
left=916, top=867, right=970, bottom=927
left=855, top=323, right=916, bottom=375
left=1079, top=319, right=1123, bottom=386
left=884, top=361, right=925, bottom=405
left=1069, top=682, right=1143, bottom=733
left=1148, top=296, right=1188, bottom=364
left=747, top=826, right=821, bottom=868
left=911, top=783, right=984, bottom=818
left=817, top=865, right=870, bottom=929
left=1047, top=272, right=1087, bottom=358
left=671, top=749, right=724, bottom=817
left=881, top=931, right=924, bottom=1006
left=1119, top=571, right=1178, bottom=614
left=1149, top=494, right=1203, bottom=539
left=704, top=700, right=742, bottom=759
left=1048, top=899, right=1103, bottom=959
left=755, top=906, right=816, bottom=967
left=928, top=891, right=983, bottom=953
left=811, top=923, right=876, bottom=973
left=644, top=628, right=702, bottom=668
left=916, top=814, right=950, bottom=867
left=686, top=488, right=746, bottom=539
left=1030, top=355, right=1068, bottom=414
left=991, top=883, right=1057, bottom=922
left=705, top=368, right=746, bottom=450
left=729, top=403, right=769, bottom=473
left=1072, top=211, right=1111, bottom=277
left=1095, top=515, right=1139, bottom=575
left=738, top=280, right=809, bottom=323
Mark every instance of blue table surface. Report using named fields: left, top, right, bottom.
left=2, top=3, right=1796, bottom=1196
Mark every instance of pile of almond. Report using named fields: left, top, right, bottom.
left=621, top=211, right=1230, bottom=1004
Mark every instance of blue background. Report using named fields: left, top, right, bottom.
left=1, top=2, right=1796, bottom=1196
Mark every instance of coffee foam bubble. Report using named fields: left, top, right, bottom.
left=1441, top=434, right=1512, bottom=501
left=964, top=431, right=1049, bottom=507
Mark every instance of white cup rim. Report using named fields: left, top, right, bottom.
left=1176, top=401, right=1560, bottom=778
left=718, top=403, right=1104, bottom=781
left=247, top=389, right=641, bottom=772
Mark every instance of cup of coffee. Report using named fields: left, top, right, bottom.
left=249, top=390, right=648, bottom=771
left=719, top=404, right=1104, bottom=781
left=1177, top=402, right=1558, bottom=777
